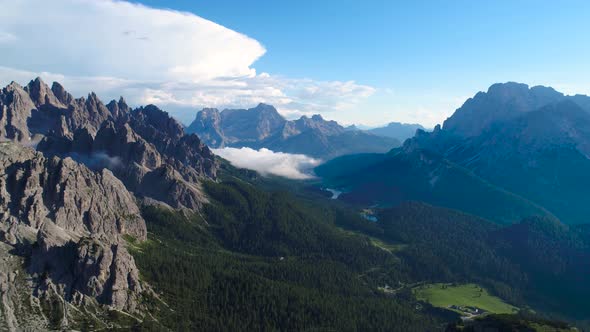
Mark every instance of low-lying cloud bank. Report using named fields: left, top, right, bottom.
left=213, top=147, right=321, bottom=180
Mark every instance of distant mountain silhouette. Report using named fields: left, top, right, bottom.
left=186, top=104, right=400, bottom=158
left=368, top=122, right=426, bottom=142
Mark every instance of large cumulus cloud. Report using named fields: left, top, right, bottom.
left=0, top=0, right=375, bottom=124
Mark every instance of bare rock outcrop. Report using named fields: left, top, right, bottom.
left=1, top=79, right=219, bottom=210
left=25, top=77, right=64, bottom=108
left=0, top=77, right=129, bottom=142
left=0, top=142, right=147, bottom=322
left=39, top=102, right=219, bottom=209
left=0, top=82, right=36, bottom=141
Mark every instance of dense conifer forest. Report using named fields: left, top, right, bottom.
left=127, top=176, right=587, bottom=330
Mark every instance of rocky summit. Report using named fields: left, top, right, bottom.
left=187, top=103, right=400, bottom=158
left=0, top=77, right=219, bottom=210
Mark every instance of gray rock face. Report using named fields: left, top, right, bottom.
left=0, top=78, right=220, bottom=209
left=106, top=97, right=131, bottom=123
left=71, top=237, right=143, bottom=311
left=38, top=104, right=218, bottom=210
left=291, top=114, right=344, bottom=136
left=0, top=77, right=130, bottom=143
left=187, top=103, right=400, bottom=158
left=186, top=108, right=225, bottom=147
left=0, top=143, right=146, bottom=240
left=25, top=77, right=64, bottom=108
left=52, top=81, right=74, bottom=105
left=0, top=82, right=36, bottom=141
left=0, top=142, right=147, bottom=316
left=220, top=103, right=287, bottom=143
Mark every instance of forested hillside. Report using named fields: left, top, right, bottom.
left=127, top=173, right=588, bottom=330
left=315, top=149, right=553, bottom=224
left=130, top=180, right=453, bottom=331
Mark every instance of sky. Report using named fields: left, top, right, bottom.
left=1, top=0, right=590, bottom=127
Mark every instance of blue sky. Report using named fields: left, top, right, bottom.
left=1, top=0, right=590, bottom=127
left=136, top=1, right=587, bottom=83
left=141, top=0, right=590, bottom=126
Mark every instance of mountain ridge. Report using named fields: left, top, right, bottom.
left=317, top=82, right=590, bottom=224
left=368, top=121, right=426, bottom=142
left=1, top=77, right=220, bottom=210
left=1, top=78, right=589, bottom=330
left=409, top=93, right=590, bottom=224
left=186, top=103, right=400, bottom=158
left=442, top=81, right=590, bottom=137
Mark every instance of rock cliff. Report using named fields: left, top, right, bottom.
left=0, top=142, right=147, bottom=329
left=0, top=78, right=219, bottom=210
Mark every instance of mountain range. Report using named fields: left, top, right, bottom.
left=186, top=104, right=400, bottom=158
left=317, top=82, right=590, bottom=224
left=0, top=78, right=588, bottom=330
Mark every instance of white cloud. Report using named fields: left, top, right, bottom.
left=213, top=147, right=322, bottom=180
left=132, top=74, right=376, bottom=122
left=0, top=0, right=376, bottom=125
left=0, top=0, right=264, bottom=81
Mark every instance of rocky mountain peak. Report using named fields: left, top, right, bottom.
left=24, top=77, right=62, bottom=107
left=118, top=96, right=130, bottom=111
left=3, top=81, right=26, bottom=97
left=0, top=77, right=219, bottom=212
left=486, top=82, right=531, bottom=99
left=133, top=104, right=185, bottom=140
left=82, top=91, right=111, bottom=128
left=51, top=81, right=74, bottom=105
left=5, top=81, right=24, bottom=93
left=485, top=82, right=564, bottom=105
left=213, top=103, right=286, bottom=142
left=293, top=113, right=343, bottom=136
left=0, top=81, right=35, bottom=141
left=443, top=82, right=567, bottom=137
left=254, top=102, right=278, bottom=113
left=247, top=103, right=284, bottom=124
left=186, top=108, right=224, bottom=147
left=106, top=96, right=131, bottom=121
left=199, top=107, right=221, bottom=118
left=86, top=91, right=100, bottom=105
